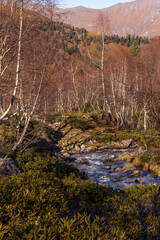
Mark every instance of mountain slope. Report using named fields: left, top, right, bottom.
left=61, top=0, right=160, bottom=38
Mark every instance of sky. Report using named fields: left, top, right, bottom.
left=62, top=0, right=134, bottom=9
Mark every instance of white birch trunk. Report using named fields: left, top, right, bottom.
left=12, top=46, right=50, bottom=151
left=0, top=0, right=23, bottom=120
left=144, top=104, right=147, bottom=131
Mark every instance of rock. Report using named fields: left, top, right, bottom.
left=75, top=145, right=81, bottom=152
left=74, top=159, right=84, bottom=163
left=149, top=165, right=160, bottom=176
left=55, top=152, right=63, bottom=158
left=72, top=143, right=76, bottom=149
left=120, top=139, right=132, bottom=148
left=102, top=166, right=111, bottom=170
left=110, top=155, right=115, bottom=160
left=80, top=144, right=86, bottom=152
left=103, top=159, right=109, bottom=164
left=113, top=167, right=122, bottom=172
left=0, top=158, right=22, bottom=176
left=143, top=163, right=149, bottom=171
left=133, top=170, right=141, bottom=177
left=138, top=146, right=146, bottom=153
left=82, top=161, right=90, bottom=165
left=63, top=153, right=70, bottom=158
left=135, top=178, right=145, bottom=184
left=67, top=146, right=72, bottom=151
left=100, top=139, right=133, bottom=149
left=63, top=140, right=68, bottom=146
left=133, top=158, right=144, bottom=167
left=126, top=179, right=135, bottom=184
left=123, top=167, right=136, bottom=173
left=86, top=147, right=92, bottom=152
left=74, top=159, right=89, bottom=165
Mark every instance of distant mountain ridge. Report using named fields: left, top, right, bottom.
left=60, top=0, right=160, bottom=38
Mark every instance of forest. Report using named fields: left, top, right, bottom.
left=0, top=1, right=160, bottom=239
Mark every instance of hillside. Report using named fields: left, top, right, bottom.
left=61, top=0, right=160, bottom=38
left=38, top=18, right=149, bottom=55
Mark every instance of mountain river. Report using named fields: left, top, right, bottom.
left=70, top=149, right=160, bottom=189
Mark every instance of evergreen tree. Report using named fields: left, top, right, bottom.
left=129, top=40, right=140, bottom=56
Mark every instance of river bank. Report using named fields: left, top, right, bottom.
left=53, top=114, right=160, bottom=180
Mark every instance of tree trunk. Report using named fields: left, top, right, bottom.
left=0, top=0, right=23, bottom=120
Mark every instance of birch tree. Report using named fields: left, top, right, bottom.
left=0, top=0, right=59, bottom=153
left=95, top=12, right=113, bottom=116
left=0, top=0, right=23, bottom=120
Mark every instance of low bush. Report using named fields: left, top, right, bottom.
left=65, top=116, right=91, bottom=131
left=140, top=153, right=160, bottom=165
left=0, top=151, right=160, bottom=239
left=46, top=112, right=63, bottom=123
left=0, top=122, right=17, bottom=156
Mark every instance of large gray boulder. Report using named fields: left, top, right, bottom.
left=0, top=158, right=22, bottom=176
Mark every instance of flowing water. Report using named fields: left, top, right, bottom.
left=70, top=149, right=160, bottom=189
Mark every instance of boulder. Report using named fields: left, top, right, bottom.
left=119, top=139, right=133, bottom=148
left=86, top=147, right=93, bottom=152
left=135, top=178, right=145, bottom=184
left=133, top=170, right=141, bottom=177
left=113, top=167, right=122, bottom=172
left=80, top=144, right=86, bottom=152
left=100, top=139, right=133, bottom=149
left=123, top=166, right=136, bottom=173
left=143, top=163, right=149, bottom=171
left=109, top=155, right=115, bottom=160
left=63, top=153, right=71, bottom=158
left=75, top=145, right=81, bottom=152
left=0, top=158, right=22, bottom=176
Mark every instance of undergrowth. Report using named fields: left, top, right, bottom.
left=0, top=151, right=160, bottom=239
left=65, top=115, right=91, bottom=131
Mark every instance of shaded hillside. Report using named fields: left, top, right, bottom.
left=61, top=0, right=160, bottom=38
left=38, top=19, right=149, bottom=55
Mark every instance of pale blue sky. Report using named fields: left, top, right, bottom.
left=62, top=0, right=135, bottom=9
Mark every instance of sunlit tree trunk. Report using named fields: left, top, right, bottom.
left=0, top=0, right=23, bottom=120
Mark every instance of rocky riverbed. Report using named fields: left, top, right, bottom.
left=70, top=149, right=160, bottom=189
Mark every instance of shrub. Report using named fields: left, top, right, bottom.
left=65, top=116, right=91, bottom=131
left=46, top=112, right=62, bottom=123
left=1, top=149, right=160, bottom=239
left=0, top=122, right=17, bottom=156
left=84, top=101, right=93, bottom=112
